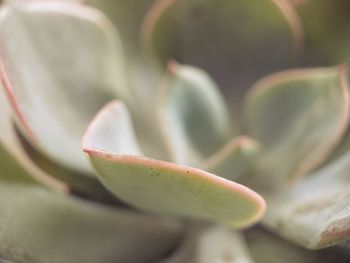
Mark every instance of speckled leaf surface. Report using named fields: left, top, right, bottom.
left=83, top=148, right=265, bottom=228
left=244, top=66, right=349, bottom=185
left=157, top=63, right=234, bottom=166
left=263, top=150, right=350, bottom=248
left=142, top=0, right=302, bottom=101
left=0, top=1, right=128, bottom=173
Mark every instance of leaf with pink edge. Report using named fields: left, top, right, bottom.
left=244, top=66, right=350, bottom=185
left=84, top=149, right=265, bottom=228
left=142, top=0, right=303, bottom=101
left=157, top=62, right=234, bottom=166
left=264, top=150, right=350, bottom=249
left=0, top=1, right=129, bottom=174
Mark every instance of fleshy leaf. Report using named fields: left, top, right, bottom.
left=201, top=136, right=260, bottom=181
left=0, top=182, right=183, bottom=263
left=161, top=224, right=254, bottom=263
left=246, top=227, right=350, bottom=263
left=85, top=0, right=170, bottom=161
left=244, top=66, right=349, bottom=184
left=197, top=226, right=254, bottom=263
left=0, top=82, right=67, bottom=191
left=142, top=0, right=303, bottom=101
left=263, top=150, right=350, bottom=249
left=157, top=62, right=234, bottom=166
left=83, top=149, right=265, bottom=228
left=83, top=100, right=142, bottom=156
left=0, top=1, right=129, bottom=173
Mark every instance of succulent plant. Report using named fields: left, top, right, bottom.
left=1, top=0, right=350, bottom=262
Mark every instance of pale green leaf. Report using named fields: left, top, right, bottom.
left=263, top=150, right=350, bottom=248
left=0, top=182, right=183, bottom=263
left=161, top=224, right=254, bottom=263
left=85, top=0, right=169, bottom=161
left=201, top=136, right=260, bottom=181
left=244, top=66, right=349, bottom=185
left=83, top=149, right=266, bottom=228
left=83, top=100, right=142, bottom=156
left=0, top=83, right=67, bottom=191
left=157, top=63, right=234, bottom=166
left=0, top=1, right=129, bottom=173
left=246, top=227, right=350, bottom=263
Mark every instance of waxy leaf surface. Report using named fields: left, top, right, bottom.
left=244, top=66, right=349, bottom=185
left=84, top=149, right=265, bottom=228
left=157, top=63, right=233, bottom=166
left=143, top=0, right=302, bottom=101
left=0, top=1, right=128, bottom=173
left=264, top=150, right=350, bottom=248
left=201, top=136, right=259, bottom=182
left=0, top=182, right=182, bottom=263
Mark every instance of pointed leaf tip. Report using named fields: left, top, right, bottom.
left=82, top=100, right=142, bottom=156
left=85, top=149, right=266, bottom=228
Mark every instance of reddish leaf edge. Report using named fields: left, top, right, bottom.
left=83, top=147, right=266, bottom=227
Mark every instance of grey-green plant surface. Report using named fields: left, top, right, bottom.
left=0, top=0, right=350, bottom=262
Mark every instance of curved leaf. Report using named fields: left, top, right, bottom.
left=264, top=150, right=350, bottom=248
left=161, top=224, right=254, bottom=263
left=142, top=0, right=303, bottom=101
left=0, top=82, right=67, bottom=191
left=157, top=62, right=234, bottom=166
left=83, top=100, right=142, bottom=156
left=0, top=1, right=128, bottom=173
left=83, top=148, right=265, bottom=228
left=0, top=182, right=183, bottom=263
left=244, top=66, right=349, bottom=184
left=246, top=227, right=350, bottom=263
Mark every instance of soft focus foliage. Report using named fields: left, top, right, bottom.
left=1, top=0, right=350, bottom=262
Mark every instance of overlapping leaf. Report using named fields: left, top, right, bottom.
left=157, top=63, right=234, bottom=166
left=244, top=66, right=349, bottom=186
left=143, top=0, right=302, bottom=102
left=83, top=101, right=265, bottom=227
left=264, top=150, right=350, bottom=248
left=0, top=1, right=128, bottom=173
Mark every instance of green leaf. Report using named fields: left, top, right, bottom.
left=0, top=181, right=183, bottom=263
left=246, top=227, right=350, bottom=263
left=142, top=0, right=302, bottom=102
left=244, top=66, right=349, bottom=185
left=161, top=224, right=254, bottom=263
left=85, top=0, right=169, bottom=161
left=0, top=83, right=67, bottom=191
left=83, top=100, right=142, bottom=156
left=0, top=1, right=129, bottom=173
left=201, top=136, right=260, bottom=181
left=263, top=150, right=350, bottom=248
left=83, top=149, right=265, bottom=228
left=157, top=62, right=234, bottom=166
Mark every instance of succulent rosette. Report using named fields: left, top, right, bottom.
left=0, top=0, right=350, bottom=262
